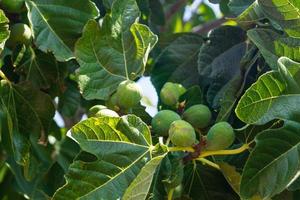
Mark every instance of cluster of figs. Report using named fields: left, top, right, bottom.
left=152, top=82, right=235, bottom=151
left=88, top=80, right=143, bottom=117
left=88, top=79, right=235, bottom=151
left=1, top=0, right=32, bottom=49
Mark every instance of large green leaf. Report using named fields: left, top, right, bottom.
left=75, top=0, right=157, bottom=100
left=26, top=0, right=99, bottom=61
left=240, top=120, right=300, bottom=199
left=0, top=9, right=9, bottom=53
left=236, top=57, right=300, bottom=124
left=248, top=28, right=300, bottom=69
left=257, top=0, right=300, bottom=38
left=53, top=115, right=164, bottom=199
left=151, top=33, right=204, bottom=91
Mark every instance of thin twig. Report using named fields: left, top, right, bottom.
left=192, top=17, right=227, bottom=34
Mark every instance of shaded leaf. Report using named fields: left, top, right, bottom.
left=248, top=28, right=300, bottom=69
left=258, top=0, right=300, bottom=38
left=228, top=0, right=255, bottom=15
left=240, top=120, right=300, bottom=199
left=183, top=162, right=239, bottom=200
left=151, top=33, right=204, bottom=91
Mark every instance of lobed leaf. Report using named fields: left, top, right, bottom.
left=75, top=0, right=157, bottom=100
left=53, top=115, right=164, bottom=199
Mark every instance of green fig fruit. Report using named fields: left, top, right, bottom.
left=0, top=0, right=24, bottom=13
left=88, top=105, right=107, bottom=117
left=160, top=82, right=186, bottom=107
left=206, top=122, right=235, bottom=150
left=151, top=110, right=181, bottom=136
left=106, top=93, right=120, bottom=111
left=6, top=23, right=32, bottom=48
left=115, top=80, right=142, bottom=109
left=94, top=108, right=119, bottom=117
left=173, top=184, right=183, bottom=199
left=169, top=120, right=196, bottom=147
left=182, top=104, right=212, bottom=129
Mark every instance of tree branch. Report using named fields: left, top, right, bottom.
left=192, top=17, right=227, bottom=34
left=165, top=0, right=188, bottom=21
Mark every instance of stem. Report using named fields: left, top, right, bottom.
left=199, top=144, right=250, bottom=158
left=196, top=158, right=220, bottom=170
left=0, top=70, right=9, bottom=81
left=168, top=146, right=195, bottom=152
left=165, top=137, right=171, bottom=146
left=168, top=188, right=175, bottom=200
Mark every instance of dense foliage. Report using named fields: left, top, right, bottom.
left=0, top=0, right=300, bottom=199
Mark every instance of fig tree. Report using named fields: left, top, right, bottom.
left=151, top=110, right=181, bottom=136
left=206, top=122, right=235, bottom=150
left=6, top=23, right=32, bottom=48
left=182, top=104, right=212, bottom=129
left=115, top=80, right=142, bottom=109
left=0, top=0, right=24, bottom=13
left=160, top=82, right=186, bottom=107
left=169, top=120, right=196, bottom=147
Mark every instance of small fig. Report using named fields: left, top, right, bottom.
left=88, top=105, right=107, bottom=117
left=173, top=184, right=183, bottom=199
left=0, top=0, right=24, bottom=13
left=151, top=110, right=181, bottom=136
left=94, top=108, right=119, bottom=117
left=182, top=104, right=212, bottom=129
left=115, top=80, right=142, bottom=109
left=106, top=93, right=119, bottom=111
left=169, top=120, right=196, bottom=147
left=160, top=82, right=186, bottom=107
left=206, top=122, right=235, bottom=150
left=6, top=23, right=32, bottom=48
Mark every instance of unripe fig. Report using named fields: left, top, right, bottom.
left=206, top=122, right=235, bottom=150
left=151, top=110, right=181, bottom=136
left=0, top=0, right=24, bottom=13
left=160, top=82, right=186, bottom=107
left=88, top=105, right=107, bottom=117
left=94, top=108, right=119, bottom=117
left=173, top=184, right=183, bottom=199
left=6, top=23, right=32, bottom=48
left=106, top=93, right=119, bottom=111
left=115, top=80, right=142, bottom=109
left=182, top=104, right=212, bottom=129
left=169, top=120, right=196, bottom=147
